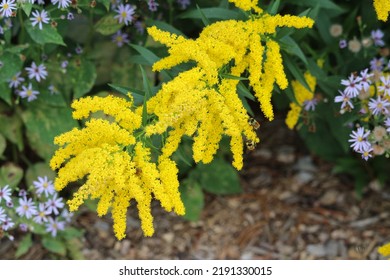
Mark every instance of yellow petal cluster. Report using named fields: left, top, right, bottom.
left=50, top=95, right=184, bottom=239
left=378, top=242, right=390, bottom=257
left=373, top=0, right=390, bottom=21
left=285, top=72, right=317, bottom=129
left=228, top=0, right=263, bottom=13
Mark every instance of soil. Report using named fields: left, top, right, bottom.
left=1, top=115, right=390, bottom=260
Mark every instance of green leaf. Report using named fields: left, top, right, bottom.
left=21, top=3, right=33, bottom=16
left=0, top=83, right=12, bottom=105
left=0, top=134, right=6, bottom=158
left=95, top=14, right=124, bottom=35
left=140, top=66, right=152, bottom=127
left=178, top=7, right=240, bottom=21
left=62, top=227, right=84, bottom=240
left=42, top=236, right=67, bottom=256
left=282, top=53, right=311, bottom=92
left=0, top=163, right=23, bottom=189
left=70, top=59, right=97, bottom=99
left=25, top=162, right=56, bottom=188
left=108, top=83, right=145, bottom=105
left=0, top=113, right=24, bottom=151
left=25, top=21, right=66, bottom=46
left=15, top=234, right=33, bottom=258
left=267, top=0, right=281, bottom=15
left=130, top=43, right=161, bottom=66
left=145, top=19, right=185, bottom=36
left=196, top=4, right=211, bottom=26
left=237, top=82, right=255, bottom=101
left=179, top=180, right=204, bottom=221
left=0, top=52, right=23, bottom=83
left=21, top=105, right=79, bottom=161
left=5, top=44, right=30, bottom=54
left=97, top=0, right=111, bottom=10
left=279, top=36, right=308, bottom=65
left=196, top=158, right=242, bottom=195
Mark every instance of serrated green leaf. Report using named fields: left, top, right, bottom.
left=0, top=163, right=23, bottom=189
left=196, top=158, right=242, bottom=195
left=0, top=52, right=23, bottom=83
left=15, top=234, right=33, bottom=258
left=95, top=14, right=124, bottom=35
left=42, top=236, right=67, bottom=256
left=178, top=7, right=240, bottom=20
left=25, top=21, right=66, bottom=46
left=180, top=180, right=204, bottom=221
left=70, top=59, right=97, bottom=99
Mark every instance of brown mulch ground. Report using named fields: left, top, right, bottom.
left=1, top=116, right=390, bottom=260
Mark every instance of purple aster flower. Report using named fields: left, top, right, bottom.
left=0, top=185, right=12, bottom=203
left=339, top=39, right=347, bottom=49
left=61, top=60, right=68, bottom=69
left=341, top=74, right=362, bottom=97
left=2, top=217, right=14, bottom=231
left=8, top=72, right=25, bottom=88
left=148, top=0, right=159, bottom=12
left=303, top=98, right=317, bottom=111
left=33, top=176, right=55, bottom=197
left=358, top=68, right=373, bottom=92
left=6, top=200, right=13, bottom=208
left=51, top=0, right=71, bottom=9
left=177, top=0, right=191, bottom=9
left=112, top=30, right=130, bottom=47
left=384, top=118, right=390, bottom=132
left=45, top=193, right=64, bottom=215
left=0, top=206, right=6, bottom=223
left=370, top=57, right=385, bottom=71
left=371, top=29, right=385, bottom=47
left=16, top=197, right=38, bottom=219
left=368, top=96, right=390, bottom=116
left=0, top=0, right=17, bottom=18
left=45, top=217, right=65, bottom=237
left=378, top=75, right=390, bottom=96
left=67, top=12, right=74, bottom=20
left=30, top=9, right=50, bottom=30
left=19, top=83, right=40, bottom=102
left=18, top=189, right=27, bottom=197
left=360, top=146, right=374, bottom=161
left=349, top=127, right=371, bottom=152
left=114, top=4, right=136, bottom=26
left=25, top=62, right=48, bottom=82
left=75, top=46, right=83, bottom=54
left=33, top=203, right=51, bottom=224
left=335, top=90, right=354, bottom=110
left=19, top=223, right=28, bottom=232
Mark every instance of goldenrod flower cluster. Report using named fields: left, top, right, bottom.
left=50, top=95, right=184, bottom=239
left=373, top=0, right=390, bottom=21
left=378, top=242, right=390, bottom=258
left=285, top=72, right=317, bottom=129
left=147, top=3, right=313, bottom=169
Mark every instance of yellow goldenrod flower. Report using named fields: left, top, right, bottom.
left=378, top=242, right=390, bottom=257
left=373, top=0, right=390, bottom=21
left=228, top=0, right=263, bottom=13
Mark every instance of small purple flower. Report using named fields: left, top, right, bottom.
left=8, top=72, right=25, bottom=88
left=51, top=0, right=71, bottom=9
left=148, top=0, right=159, bottom=12
left=303, top=98, right=317, bottom=111
left=341, top=74, right=362, bottom=97
left=6, top=200, right=13, bottom=208
left=384, top=118, right=390, bottom=132
left=25, top=62, right=48, bottom=82
left=114, top=4, right=136, bottom=26
left=33, top=203, right=51, bottom=224
left=1, top=217, right=14, bottom=231
left=368, top=96, right=390, bottom=116
left=19, top=223, right=28, bottom=232
left=0, top=185, right=12, bottom=203
left=177, top=0, right=191, bottom=9
left=112, top=30, right=130, bottom=47
left=371, top=29, right=385, bottom=47
left=0, top=0, right=17, bottom=18
left=33, top=176, right=55, bottom=197
left=0, top=206, right=6, bottom=223
left=16, top=197, right=38, bottom=219
left=370, top=57, right=385, bottom=71
left=378, top=75, right=390, bottom=96
left=75, top=46, right=83, bottom=55
left=18, top=189, right=27, bottom=197
left=61, top=60, right=68, bottom=69
left=349, top=127, right=371, bottom=152
left=30, top=9, right=50, bottom=30
left=360, top=146, right=373, bottom=161
left=45, top=193, right=64, bottom=215
left=19, top=83, right=40, bottom=102
left=67, top=12, right=74, bottom=20
left=45, top=217, right=65, bottom=237
left=339, top=39, right=347, bottom=49
left=358, top=68, right=373, bottom=92
left=335, top=90, right=354, bottom=110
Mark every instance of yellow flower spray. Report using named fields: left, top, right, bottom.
left=373, top=0, right=390, bottom=21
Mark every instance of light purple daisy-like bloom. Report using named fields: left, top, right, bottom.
left=33, top=176, right=55, bottom=197
left=339, top=39, right=347, bottom=49
left=25, top=62, right=48, bottom=82
left=19, top=223, right=29, bottom=232
left=45, top=217, right=66, bottom=237
left=0, top=206, right=6, bottom=223
left=341, top=74, right=362, bottom=97
left=349, top=127, right=371, bottom=152
left=0, top=185, right=12, bottom=203
left=45, top=193, right=64, bottom=215
left=335, top=90, right=354, bottom=110
left=148, top=0, right=159, bottom=12
left=33, top=203, right=51, bottom=224
left=61, top=208, right=74, bottom=223
left=368, top=96, right=390, bottom=116
left=177, top=0, right=191, bottom=9
left=0, top=0, right=17, bottom=18
left=8, top=72, right=25, bottom=88
left=360, top=146, right=374, bottom=161
left=51, top=0, right=71, bottom=9
left=371, top=29, right=385, bottom=47
left=19, top=189, right=27, bottom=197
left=358, top=68, right=373, bottom=92
left=6, top=200, right=13, bottom=208
left=30, top=9, right=50, bottom=30
left=112, top=30, right=130, bottom=47
left=16, top=197, right=38, bottom=219
left=114, top=4, right=136, bottom=26
left=384, top=118, right=390, bottom=132
left=67, top=12, right=74, bottom=20
left=378, top=75, right=390, bottom=96
left=303, top=98, right=317, bottom=111
left=370, top=57, right=385, bottom=71
left=2, top=216, right=14, bottom=231
left=19, top=83, right=40, bottom=102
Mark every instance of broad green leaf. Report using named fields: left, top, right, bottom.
left=130, top=43, right=161, bottom=66
left=0, top=113, right=24, bottom=151
left=0, top=163, right=23, bottom=189
left=70, top=59, right=97, bottom=99
left=15, top=234, right=33, bottom=258
left=279, top=36, right=308, bottom=65
left=25, top=162, right=56, bottom=188
left=25, top=21, right=66, bottom=46
left=196, top=4, right=211, bottom=26
left=21, top=105, right=78, bottom=161
left=0, top=52, right=23, bottom=83
left=21, top=3, right=33, bottom=16
left=95, top=14, right=124, bottom=35
left=267, top=0, right=281, bottom=15
left=179, top=180, right=204, bottom=221
left=178, top=7, right=240, bottom=20
left=145, top=19, right=185, bottom=36
left=0, top=83, right=12, bottom=105
left=42, top=236, right=67, bottom=256
left=196, top=158, right=242, bottom=195
left=0, top=134, right=5, bottom=158
left=237, top=82, right=255, bottom=101
left=282, top=53, right=311, bottom=92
